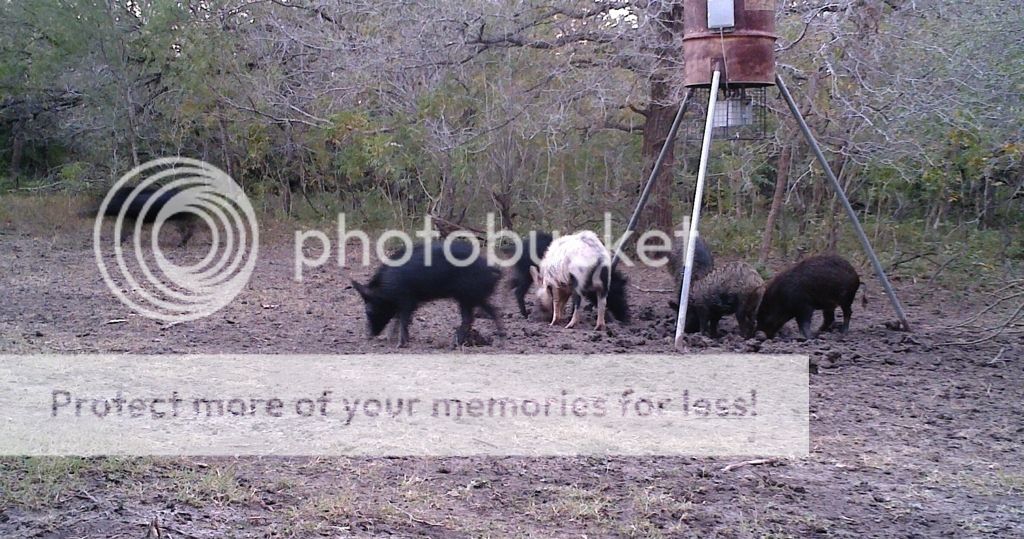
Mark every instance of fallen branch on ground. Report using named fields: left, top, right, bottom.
left=386, top=500, right=445, bottom=527
left=938, top=302, right=1024, bottom=346
left=719, top=458, right=779, bottom=473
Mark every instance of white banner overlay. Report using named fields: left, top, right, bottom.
left=0, top=354, right=808, bottom=457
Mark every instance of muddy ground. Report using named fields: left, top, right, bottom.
left=1, top=226, right=1022, bottom=538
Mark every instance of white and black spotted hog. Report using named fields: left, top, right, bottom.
left=530, top=231, right=614, bottom=331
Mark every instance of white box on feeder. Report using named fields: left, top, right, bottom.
left=707, top=0, right=735, bottom=30
left=712, top=96, right=754, bottom=128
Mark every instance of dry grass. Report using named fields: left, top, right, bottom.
left=546, top=485, right=611, bottom=523
left=167, top=464, right=254, bottom=507
left=0, top=194, right=93, bottom=241
left=0, top=457, right=88, bottom=509
left=0, top=193, right=302, bottom=248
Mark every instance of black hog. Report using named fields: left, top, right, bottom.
left=97, top=186, right=199, bottom=247
left=667, top=236, right=715, bottom=333
left=594, top=267, right=630, bottom=325
left=688, top=261, right=764, bottom=338
left=756, top=254, right=861, bottom=340
left=509, top=231, right=629, bottom=323
left=508, top=231, right=554, bottom=318
left=352, top=242, right=504, bottom=347
left=666, top=235, right=715, bottom=284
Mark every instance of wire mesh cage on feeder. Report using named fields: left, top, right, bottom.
left=690, top=86, right=768, bottom=140
left=682, top=0, right=777, bottom=140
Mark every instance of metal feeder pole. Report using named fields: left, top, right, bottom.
left=775, top=73, right=911, bottom=332
left=611, top=89, right=694, bottom=269
left=674, top=70, right=721, bottom=350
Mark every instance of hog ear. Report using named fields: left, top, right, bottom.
left=530, top=265, right=543, bottom=287
left=351, top=280, right=373, bottom=301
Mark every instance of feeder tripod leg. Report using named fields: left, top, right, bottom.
left=775, top=74, right=911, bottom=332
left=675, top=71, right=721, bottom=350
left=611, top=88, right=694, bottom=268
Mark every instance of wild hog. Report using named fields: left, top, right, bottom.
left=689, top=261, right=765, bottom=338
left=598, top=267, right=630, bottom=325
left=508, top=231, right=554, bottom=318
left=531, top=231, right=613, bottom=330
left=510, top=231, right=629, bottom=323
left=667, top=236, right=715, bottom=333
left=352, top=242, right=504, bottom=347
left=666, top=235, right=715, bottom=285
left=756, top=254, right=861, bottom=340
left=97, top=185, right=199, bottom=247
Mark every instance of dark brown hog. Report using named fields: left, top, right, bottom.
left=756, top=254, right=861, bottom=340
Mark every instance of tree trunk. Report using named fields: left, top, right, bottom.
left=10, top=122, right=23, bottom=186
left=218, top=116, right=233, bottom=180
left=826, top=197, right=840, bottom=251
left=826, top=151, right=848, bottom=251
left=732, top=166, right=743, bottom=219
left=759, top=144, right=792, bottom=263
left=637, top=78, right=677, bottom=235
left=979, top=173, right=999, bottom=229
left=281, top=173, right=292, bottom=216
left=634, top=1, right=684, bottom=236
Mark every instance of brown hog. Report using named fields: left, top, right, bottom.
left=756, top=254, right=861, bottom=340
left=689, top=261, right=764, bottom=338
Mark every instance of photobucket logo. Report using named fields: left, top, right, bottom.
left=294, top=213, right=689, bottom=280
left=92, top=158, right=259, bottom=322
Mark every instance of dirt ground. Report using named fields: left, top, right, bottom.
left=1, top=226, right=1022, bottom=538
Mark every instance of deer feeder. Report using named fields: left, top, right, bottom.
left=682, top=0, right=777, bottom=139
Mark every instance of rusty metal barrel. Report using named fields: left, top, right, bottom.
left=683, top=0, right=777, bottom=87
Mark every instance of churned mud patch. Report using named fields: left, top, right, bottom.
left=1, top=232, right=1022, bottom=537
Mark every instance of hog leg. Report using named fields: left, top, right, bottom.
left=550, top=293, right=564, bottom=326
left=795, top=307, right=815, bottom=340
left=819, top=308, right=836, bottom=333
left=566, top=292, right=583, bottom=329
left=514, top=279, right=530, bottom=318
left=479, top=301, right=505, bottom=342
left=736, top=306, right=754, bottom=338
left=119, top=225, right=135, bottom=246
left=176, top=219, right=195, bottom=248
left=698, top=308, right=713, bottom=337
left=396, top=306, right=413, bottom=348
left=840, top=302, right=853, bottom=334
left=455, top=301, right=475, bottom=346
left=708, top=314, right=721, bottom=338
left=594, top=295, right=607, bottom=331
left=742, top=318, right=756, bottom=339
left=684, top=309, right=700, bottom=334
left=388, top=319, right=400, bottom=343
